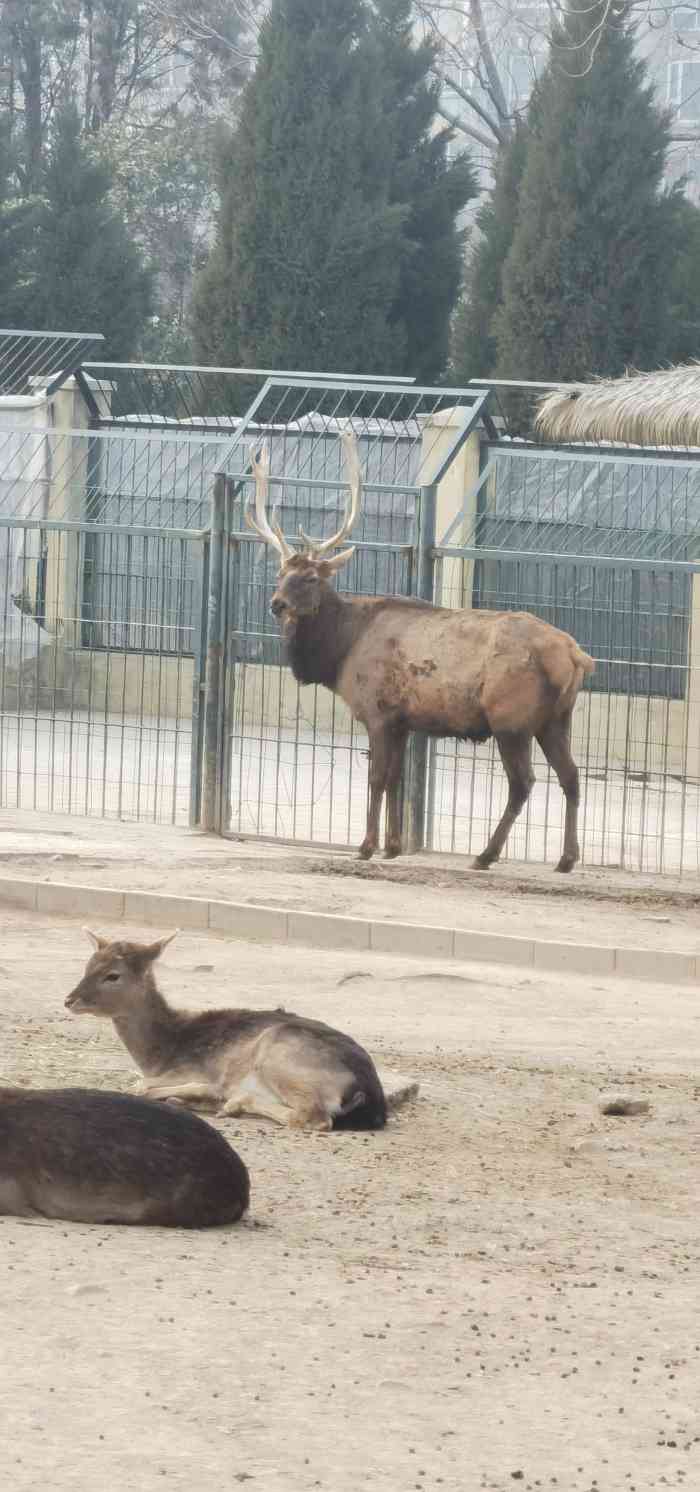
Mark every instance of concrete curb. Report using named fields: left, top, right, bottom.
left=0, top=875, right=695, bottom=985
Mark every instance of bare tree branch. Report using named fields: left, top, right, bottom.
left=436, top=99, right=500, bottom=151
left=468, top=0, right=511, bottom=123
left=433, top=59, right=508, bottom=143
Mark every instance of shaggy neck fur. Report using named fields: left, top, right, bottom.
left=112, top=974, right=179, bottom=1077
left=286, top=587, right=366, bottom=689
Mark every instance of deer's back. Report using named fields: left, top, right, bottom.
left=337, top=605, right=588, bottom=736
left=0, top=1087, right=250, bottom=1227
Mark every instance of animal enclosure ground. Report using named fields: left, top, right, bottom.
left=1, top=808, right=700, bottom=953
left=1, top=904, right=699, bottom=1492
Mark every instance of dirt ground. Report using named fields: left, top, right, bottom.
left=2, top=808, right=700, bottom=952
left=1, top=892, right=700, bottom=1492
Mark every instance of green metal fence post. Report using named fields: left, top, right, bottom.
left=201, top=472, right=226, bottom=832
left=221, top=477, right=239, bottom=835
left=402, top=481, right=437, bottom=853
left=188, top=530, right=210, bottom=827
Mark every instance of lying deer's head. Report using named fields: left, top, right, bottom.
left=246, top=429, right=362, bottom=627
left=65, top=930, right=177, bottom=1017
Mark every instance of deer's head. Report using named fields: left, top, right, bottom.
left=65, top=930, right=177, bottom=1017
left=246, top=430, right=362, bottom=629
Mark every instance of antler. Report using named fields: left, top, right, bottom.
left=298, top=429, right=363, bottom=560
left=245, top=444, right=293, bottom=562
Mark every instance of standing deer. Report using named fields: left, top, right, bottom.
left=247, top=431, right=594, bottom=872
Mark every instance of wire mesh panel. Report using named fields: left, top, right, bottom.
left=0, top=519, right=205, bottom=825
left=194, top=375, right=485, bottom=847
left=80, top=362, right=416, bottom=429
left=430, top=554, right=700, bottom=875
left=0, top=329, right=104, bottom=396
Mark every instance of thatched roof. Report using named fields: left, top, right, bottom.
left=535, top=364, right=700, bottom=448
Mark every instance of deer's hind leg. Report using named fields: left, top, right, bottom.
left=384, top=725, right=408, bottom=859
left=536, top=712, right=581, bottom=873
left=238, top=1036, right=344, bottom=1131
left=359, top=725, right=392, bottom=861
left=473, top=731, right=534, bottom=870
left=221, top=1073, right=295, bottom=1127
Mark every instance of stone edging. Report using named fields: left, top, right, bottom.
left=0, top=876, right=695, bottom=985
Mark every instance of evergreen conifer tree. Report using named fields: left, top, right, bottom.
left=193, top=0, right=475, bottom=379
left=0, top=118, right=41, bottom=330
left=450, top=123, right=529, bottom=383
left=495, top=0, right=672, bottom=382
left=28, top=105, right=151, bottom=357
left=371, top=0, right=477, bottom=381
left=193, top=0, right=407, bottom=374
left=665, top=191, right=700, bottom=365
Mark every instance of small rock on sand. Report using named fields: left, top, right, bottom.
left=599, top=1095, right=651, bottom=1117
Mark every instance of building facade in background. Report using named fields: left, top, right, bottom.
left=430, top=0, right=700, bottom=200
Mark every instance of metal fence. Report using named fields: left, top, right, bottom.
left=0, top=516, right=206, bottom=824
left=2, top=348, right=700, bottom=876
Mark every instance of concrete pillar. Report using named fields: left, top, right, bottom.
left=418, top=409, right=482, bottom=610
left=42, top=376, right=110, bottom=646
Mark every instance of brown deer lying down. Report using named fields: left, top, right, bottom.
left=247, top=432, right=595, bottom=873
left=66, top=931, right=388, bottom=1132
left=0, top=1086, right=249, bottom=1226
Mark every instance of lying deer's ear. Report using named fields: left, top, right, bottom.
left=83, top=927, right=108, bottom=951
left=144, top=930, right=179, bottom=961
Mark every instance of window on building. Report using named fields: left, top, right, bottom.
left=669, top=59, right=700, bottom=120
left=506, top=51, right=534, bottom=110
left=675, top=3, right=700, bottom=31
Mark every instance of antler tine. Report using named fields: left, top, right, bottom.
left=310, top=429, right=363, bottom=558
left=245, top=445, right=293, bottom=561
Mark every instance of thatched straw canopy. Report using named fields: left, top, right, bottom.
left=535, top=364, right=700, bottom=448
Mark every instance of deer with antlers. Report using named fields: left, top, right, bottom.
left=246, top=432, right=594, bottom=872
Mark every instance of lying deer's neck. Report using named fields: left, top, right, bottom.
left=287, top=587, right=363, bottom=689
left=112, top=979, right=177, bottom=1076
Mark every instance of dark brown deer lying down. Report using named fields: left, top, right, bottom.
left=247, top=432, right=595, bottom=872
left=0, top=1086, right=249, bottom=1226
left=66, top=931, right=387, bottom=1132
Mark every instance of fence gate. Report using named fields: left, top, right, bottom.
left=190, top=375, right=488, bottom=846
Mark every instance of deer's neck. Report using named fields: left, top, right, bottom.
left=112, top=981, right=178, bottom=1077
left=286, top=588, right=362, bottom=689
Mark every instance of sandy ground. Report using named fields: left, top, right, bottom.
left=1, top=808, right=700, bottom=953
left=1, top=901, right=700, bottom=1492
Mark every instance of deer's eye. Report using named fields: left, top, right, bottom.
left=103, top=973, right=120, bottom=983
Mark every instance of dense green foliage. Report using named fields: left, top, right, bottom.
left=494, top=1, right=673, bottom=382
left=0, top=0, right=253, bottom=355
left=3, top=106, right=152, bottom=357
left=450, top=123, right=529, bottom=383
left=193, top=0, right=475, bottom=380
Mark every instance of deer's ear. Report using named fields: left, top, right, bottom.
left=143, top=930, right=178, bottom=962
left=83, top=927, right=108, bottom=951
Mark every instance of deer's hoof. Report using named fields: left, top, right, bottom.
left=554, top=854, right=576, bottom=874
left=358, top=840, right=376, bottom=861
left=471, top=853, right=493, bottom=871
left=383, top=842, right=402, bottom=860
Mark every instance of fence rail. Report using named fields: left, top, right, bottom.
left=2, top=367, right=700, bottom=876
